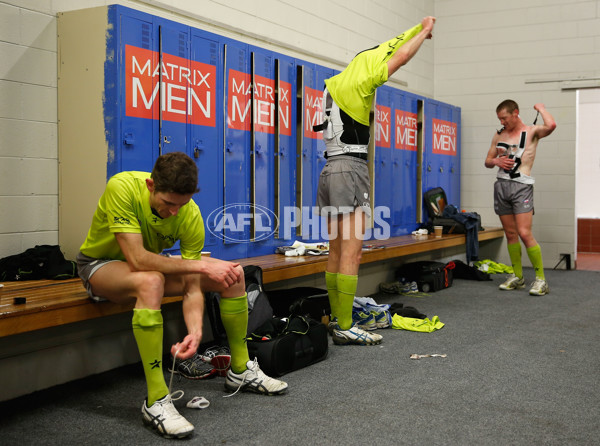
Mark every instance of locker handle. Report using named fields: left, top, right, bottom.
left=226, top=142, right=233, bottom=153
left=194, top=147, right=203, bottom=158
left=427, top=164, right=432, bottom=172
left=123, top=133, right=134, bottom=146
left=405, top=161, right=410, bottom=167
left=255, top=144, right=263, bottom=156
left=439, top=166, right=444, bottom=173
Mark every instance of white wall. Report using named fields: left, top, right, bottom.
left=576, top=88, right=600, bottom=218
left=434, top=0, right=600, bottom=267
left=0, top=0, right=434, bottom=260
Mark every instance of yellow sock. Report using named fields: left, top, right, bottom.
left=132, top=309, right=168, bottom=406
left=220, top=294, right=250, bottom=374
left=336, top=273, right=358, bottom=330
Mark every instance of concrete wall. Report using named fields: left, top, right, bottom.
left=434, top=0, right=600, bottom=267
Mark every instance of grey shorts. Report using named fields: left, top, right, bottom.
left=316, top=155, right=371, bottom=217
left=76, top=252, right=121, bottom=302
left=494, top=179, right=534, bottom=215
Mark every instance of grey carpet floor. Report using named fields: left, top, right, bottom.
left=0, top=267, right=598, bottom=445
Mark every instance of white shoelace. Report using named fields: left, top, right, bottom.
left=168, top=350, right=184, bottom=402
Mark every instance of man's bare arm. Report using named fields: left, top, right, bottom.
left=115, top=232, right=241, bottom=287
left=387, top=16, right=435, bottom=77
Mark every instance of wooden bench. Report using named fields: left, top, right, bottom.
left=0, top=228, right=504, bottom=337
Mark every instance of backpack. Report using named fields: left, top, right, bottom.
left=205, top=265, right=274, bottom=345
left=0, top=245, right=77, bottom=281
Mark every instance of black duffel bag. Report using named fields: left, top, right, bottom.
left=246, top=315, right=328, bottom=377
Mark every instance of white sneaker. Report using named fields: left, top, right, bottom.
left=499, top=274, right=525, bottom=290
left=141, top=394, right=194, bottom=439
left=332, top=323, right=383, bottom=345
left=225, top=358, right=288, bottom=395
left=529, top=278, right=549, bottom=296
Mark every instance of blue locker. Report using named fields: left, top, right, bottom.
left=221, top=40, right=251, bottom=259
left=374, top=85, right=394, bottom=239
left=423, top=99, right=461, bottom=213
left=190, top=30, right=223, bottom=257
left=248, top=47, right=277, bottom=256
left=273, top=53, right=297, bottom=243
left=391, top=90, right=420, bottom=235
left=105, top=6, right=226, bottom=257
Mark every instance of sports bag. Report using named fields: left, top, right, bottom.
left=246, top=315, right=328, bottom=377
left=266, top=286, right=330, bottom=320
left=0, top=245, right=77, bottom=281
left=205, top=265, right=274, bottom=345
left=396, top=261, right=455, bottom=293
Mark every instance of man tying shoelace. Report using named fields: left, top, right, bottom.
left=76, top=152, right=287, bottom=439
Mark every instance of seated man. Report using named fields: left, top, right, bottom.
left=76, top=151, right=287, bottom=439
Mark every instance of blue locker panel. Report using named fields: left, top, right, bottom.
left=222, top=41, right=251, bottom=259
left=314, top=65, right=333, bottom=180
left=109, top=8, right=157, bottom=176
left=190, top=31, right=222, bottom=257
left=249, top=47, right=277, bottom=255
left=423, top=99, right=461, bottom=212
left=297, top=63, right=318, bottom=241
left=391, top=90, right=419, bottom=235
left=274, top=54, right=297, bottom=243
left=374, top=85, right=393, bottom=239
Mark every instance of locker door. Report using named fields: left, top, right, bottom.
left=424, top=100, right=460, bottom=211
left=154, top=19, right=189, bottom=157
left=297, top=62, right=325, bottom=242
left=274, top=54, right=296, bottom=242
left=190, top=31, right=221, bottom=257
left=222, top=41, right=250, bottom=259
left=374, top=86, right=393, bottom=238
left=314, top=65, right=333, bottom=179
left=392, top=90, right=419, bottom=235
left=117, top=13, right=157, bottom=175
left=250, top=49, right=276, bottom=254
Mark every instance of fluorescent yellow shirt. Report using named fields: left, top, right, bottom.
left=324, top=23, right=423, bottom=126
left=80, top=171, right=204, bottom=260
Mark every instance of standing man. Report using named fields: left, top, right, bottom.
left=77, top=152, right=287, bottom=439
left=485, top=100, right=557, bottom=295
left=316, top=17, right=436, bottom=345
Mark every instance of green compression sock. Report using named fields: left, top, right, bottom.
left=526, top=245, right=545, bottom=280
left=336, top=273, right=358, bottom=330
left=132, top=309, right=169, bottom=406
left=507, top=243, right=523, bottom=278
left=220, top=294, right=250, bottom=374
left=325, top=271, right=339, bottom=321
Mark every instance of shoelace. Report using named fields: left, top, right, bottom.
left=168, top=350, right=184, bottom=402
left=223, top=358, right=260, bottom=398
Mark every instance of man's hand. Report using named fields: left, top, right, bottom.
left=494, top=155, right=516, bottom=170
left=533, top=103, right=546, bottom=112
left=171, top=333, right=201, bottom=361
left=422, top=16, right=436, bottom=38
left=205, top=259, right=242, bottom=288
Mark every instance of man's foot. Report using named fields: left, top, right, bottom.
left=225, top=359, right=288, bottom=395
left=201, top=346, right=231, bottom=377
left=352, top=309, right=377, bottom=331
left=141, top=395, right=194, bottom=439
left=327, top=317, right=338, bottom=335
left=168, top=352, right=216, bottom=380
left=529, top=278, right=549, bottom=296
left=332, top=323, right=383, bottom=345
left=499, top=274, right=525, bottom=290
